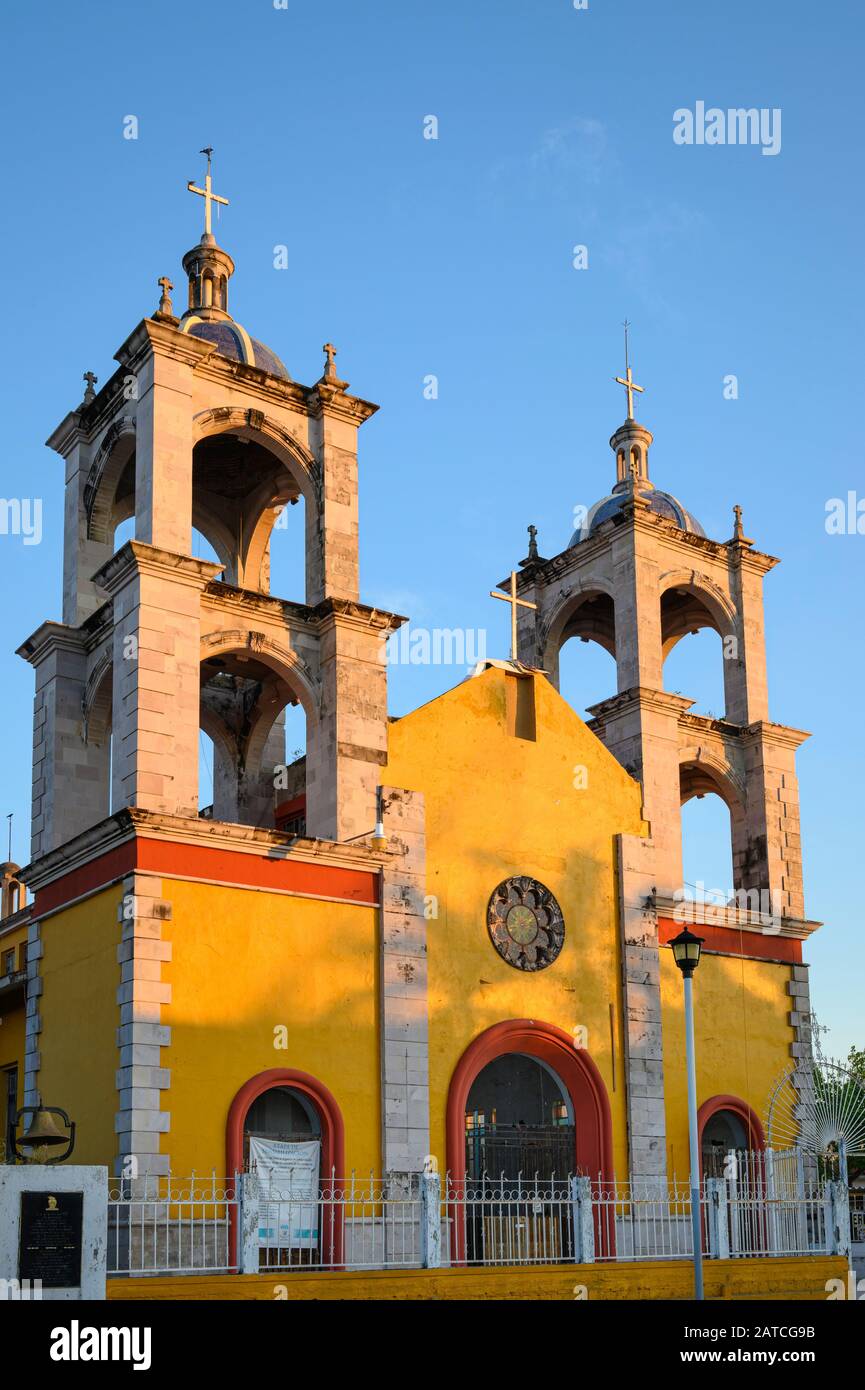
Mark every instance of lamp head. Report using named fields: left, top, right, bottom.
left=670, top=926, right=705, bottom=978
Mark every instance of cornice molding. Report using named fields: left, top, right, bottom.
left=21, top=806, right=390, bottom=893
left=655, top=894, right=821, bottom=941
left=16, top=621, right=88, bottom=668
left=92, top=540, right=223, bottom=596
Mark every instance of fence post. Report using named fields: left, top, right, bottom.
left=764, top=1149, right=778, bottom=1254
left=570, top=1176, right=595, bottom=1265
left=420, top=1170, right=442, bottom=1268
left=796, top=1149, right=808, bottom=1252
left=705, top=1178, right=729, bottom=1260
left=826, top=1181, right=850, bottom=1259
left=238, top=1172, right=260, bottom=1275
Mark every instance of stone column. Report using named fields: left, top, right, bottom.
left=17, top=624, right=109, bottom=860
left=725, top=544, right=771, bottom=725
left=741, top=723, right=809, bottom=920
left=379, top=787, right=430, bottom=1176
left=588, top=689, right=692, bottom=900
left=306, top=390, right=368, bottom=604
left=616, top=833, right=667, bottom=1187
left=115, top=872, right=172, bottom=1178
left=22, top=919, right=43, bottom=1109
left=611, top=511, right=664, bottom=693
left=47, top=415, right=117, bottom=627
left=93, top=543, right=220, bottom=818
left=308, top=603, right=394, bottom=842
left=118, top=321, right=212, bottom=556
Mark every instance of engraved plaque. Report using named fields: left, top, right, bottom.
left=18, top=1191, right=84, bottom=1288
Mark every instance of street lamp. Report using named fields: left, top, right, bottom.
left=670, top=927, right=705, bottom=1301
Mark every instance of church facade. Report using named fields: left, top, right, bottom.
left=0, top=166, right=820, bottom=1231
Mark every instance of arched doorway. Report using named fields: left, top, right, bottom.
left=226, top=1069, right=345, bottom=1268
left=446, top=1021, right=613, bottom=1263
left=465, top=1053, right=574, bottom=1182
left=699, top=1094, right=765, bottom=1193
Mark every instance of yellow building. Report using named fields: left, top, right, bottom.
left=4, top=165, right=822, bottom=1279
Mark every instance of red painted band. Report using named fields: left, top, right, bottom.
left=658, top=916, right=802, bottom=965
left=33, top=834, right=379, bottom=919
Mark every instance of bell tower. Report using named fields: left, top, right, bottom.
left=19, top=153, right=403, bottom=860
left=504, top=335, right=810, bottom=1185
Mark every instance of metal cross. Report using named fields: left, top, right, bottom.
left=187, top=148, right=229, bottom=237
left=615, top=320, right=645, bottom=420
left=490, top=570, right=537, bottom=662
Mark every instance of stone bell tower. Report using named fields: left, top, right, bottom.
left=504, top=335, right=810, bottom=1183
left=19, top=152, right=402, bottom=861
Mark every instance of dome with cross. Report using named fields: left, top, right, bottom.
left=171, top=151, right=291, bottom=381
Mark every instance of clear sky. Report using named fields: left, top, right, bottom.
left=0, top=1, right=861, bottom=1060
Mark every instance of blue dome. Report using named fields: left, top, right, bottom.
left=181, top=317, right=291, bottom=380
left=570, top=485, right=705, bottom=546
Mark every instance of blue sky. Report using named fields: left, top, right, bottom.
left=0, top=0, right=861, bottom=1058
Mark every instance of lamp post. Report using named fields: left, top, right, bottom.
left=670, top=926, right=705, bottom=1301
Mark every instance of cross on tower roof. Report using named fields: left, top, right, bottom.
left=187, top=148, right=229, bottom=238
left=615, top=320, right=645, bottom=421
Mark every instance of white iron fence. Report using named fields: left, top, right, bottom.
left=106, top=1151, right=850, bottom=1278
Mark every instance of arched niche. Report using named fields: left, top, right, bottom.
left=226, top=1068, right=345, bottom=1268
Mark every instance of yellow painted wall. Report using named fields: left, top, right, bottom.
left=107, top=1255, right=847, bottom=1302
left=660, top=950, right=795, bottom=1174
left=383, top=668, right=648, bottom=1176
left=38, top=885, right=122, bottom=1166
left=163, top=880, right=380, bottom=1177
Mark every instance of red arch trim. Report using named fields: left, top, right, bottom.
left=226, top=1069, right=345, bottom=1267
left=698, top=1093, right=766, bottom=1151
left=445, top=1020, right=614, bottom=1261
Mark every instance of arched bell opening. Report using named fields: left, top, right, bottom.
left=661, top=582, right=737, bottom=720
left=86, top=426, right=136, bottom=550
left=543, top=589, right=617, bottom=720
left=192, top=426, right=315, bottom=600
left=199, top=648, right=313, bottom=833
left=680, top=760, right=746, bottom=905
left=83, top=658, right=114, bottom=820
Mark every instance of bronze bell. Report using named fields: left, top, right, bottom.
left=14, top=1106, right=76, bottom=1162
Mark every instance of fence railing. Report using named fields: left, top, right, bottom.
left=106, top=1154, right=850, bottom=1278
